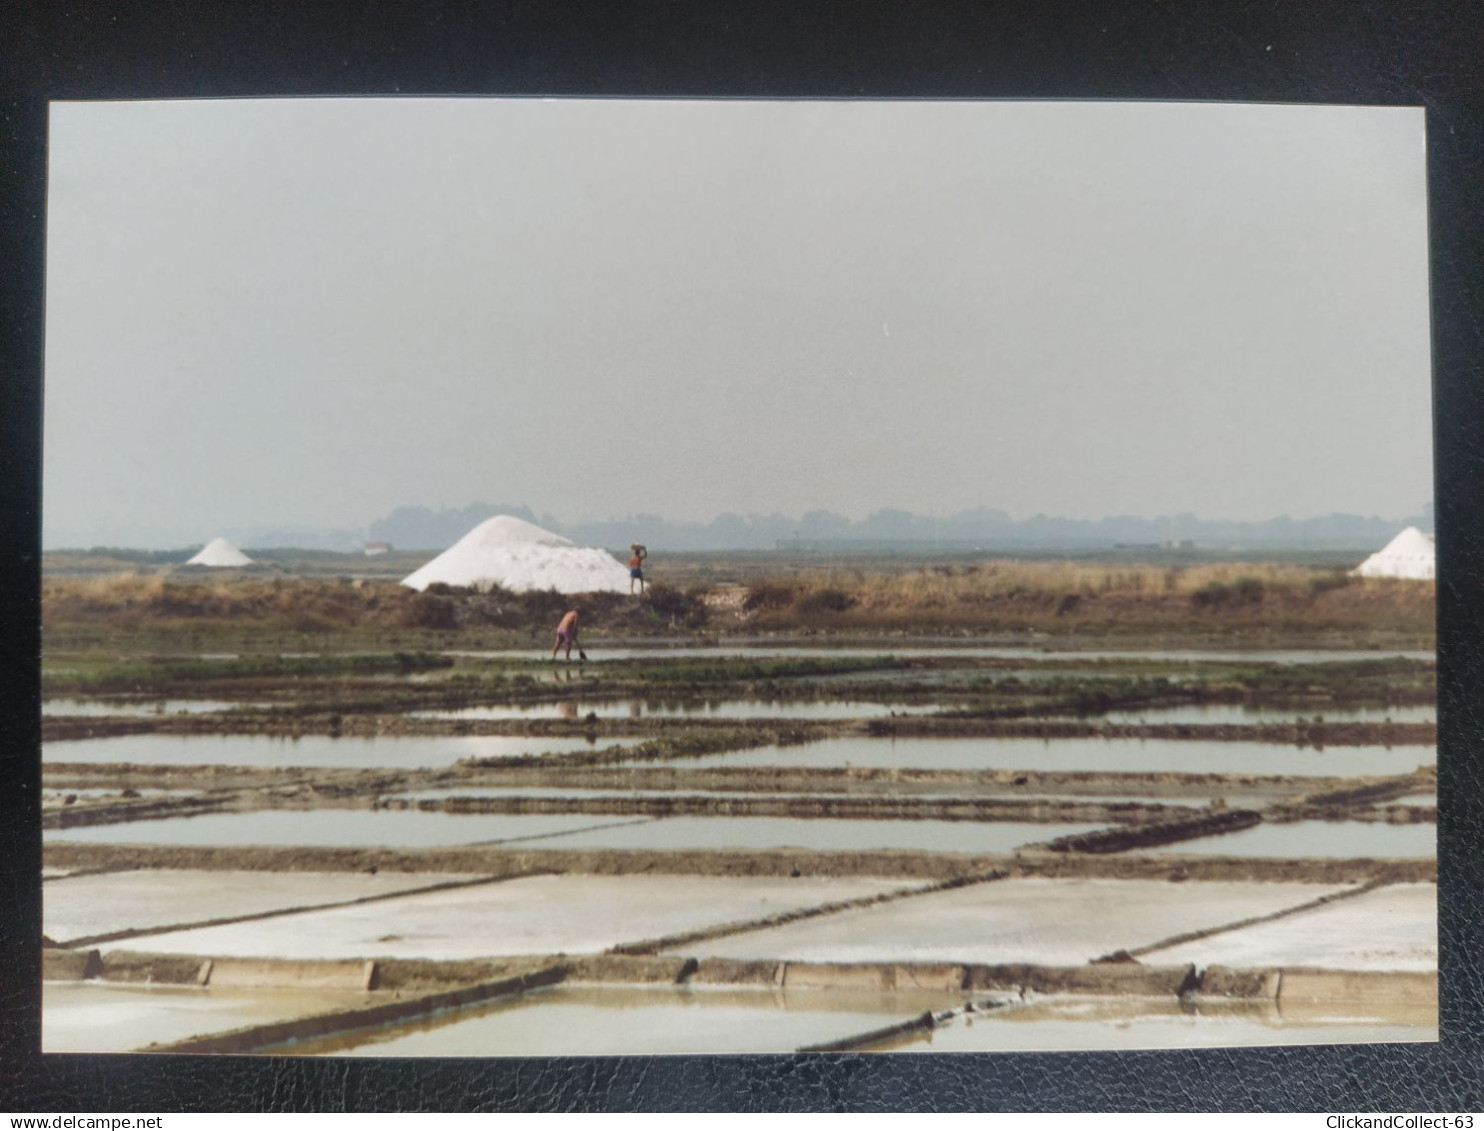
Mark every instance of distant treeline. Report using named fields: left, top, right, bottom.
left=58, top=502, right=1434, bottom=555
left=367, top=502, right=1435, bottom=553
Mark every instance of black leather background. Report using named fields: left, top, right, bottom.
left=3, top=1, right=1482, bottom=1112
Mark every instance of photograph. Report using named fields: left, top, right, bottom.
left=36, top=96, right=1436, bottom=1059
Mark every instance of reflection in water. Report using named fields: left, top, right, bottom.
left=41, top=981, right=380, bottom=1055
left=875, top=995, right=1437, bottom=1052
left=42, top=698, right=257, bottom=718
left=270, top=983, right=1436, bottom=1057
left=277, top=983, right=965, bottom=1057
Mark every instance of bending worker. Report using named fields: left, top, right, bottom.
left=551, top=608, right=583, bottom=662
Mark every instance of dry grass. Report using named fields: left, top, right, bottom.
left=807, top=561, right=1329, bottom=601
left=741, top=560, right=1434, bottom=636
left=40, top=560, right=1435, bottom=644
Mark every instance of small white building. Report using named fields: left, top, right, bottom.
left=1352, top=527, right=1435, bottom=581
left=364, top=541, right=392, bottom=557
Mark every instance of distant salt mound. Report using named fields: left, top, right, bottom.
left=1352, top=526, right=1435, bottom=581
left=185, top=538, right=254, bottom=568
left=401, top=515, right=631, bottom=594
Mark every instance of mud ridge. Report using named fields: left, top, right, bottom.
left=409, top=794, right=1185, bottom=826
left=151, top=963, right=570, bottom=1055
left=1040, top=809, right=1263, bottom=855
left=43, top=759, right=1400, bottom=798
left=43, top=713, right=1435, bottom=749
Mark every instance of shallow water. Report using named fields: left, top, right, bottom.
left=388, top=786, right=1224, bottom=810
left=282, top=984, right=961, bottom=1057
left=1140, top=820, right=1436, bottom=859
left=43, top=809, right=651, bottom=849
left=42, top=981, right=380, bottom=1054
left=663, top=736, right=1436, bottom=778
left=498, top=815, right=1105, bottom=854
left=42, top=698, right=257, bottom=718
left=42, top=787, right=192, bottom=805
left=42, top=733, right=639, bottom=770
left=879, top=997, right=1436, bottom=1052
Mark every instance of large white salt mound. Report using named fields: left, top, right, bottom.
left=185, top=538, right=254, bottom=568
left=1352, top=526, right=1435, bottom=581
left=402, top=516, right=631, bottom=594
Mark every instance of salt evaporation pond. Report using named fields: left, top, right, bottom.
left=117, top=874, right=919, bottom=963
left=680, top=877, right=1348, bottom=966
left=1144, top=883, right=1436, bottom=972
left=411, top=699, right=940, bottom=721
left=42, top=698, right=257, bottom=718
left=44, top=868, right=483, bottom=945
left=278, top=984, right=960, bottom=1057
left=42, top=733, right=640, bottom=769
left=1101, top=704, right=1435, bottom=725
left=877, top=998, right=1436, bottom=1052
left=497, top=816, right=1105, bottom=854
left=1141, top=820, right=1436, bottom=859
left=389, top=786, right=1218, bottom=809
left=663, top=736, right=1436, bottom=777
left=44, top=809, right=651, bottom=849
left=42, top=981, right=380, bottom=1054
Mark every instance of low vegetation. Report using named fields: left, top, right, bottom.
left=738, top=562, right=1433, bottom=637
left=43, top=652, right=453, bottom=695
left=41, top=556, right=1433, bottom=655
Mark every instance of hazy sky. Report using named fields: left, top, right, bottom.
left=44, top=98, right=1431, bottom=546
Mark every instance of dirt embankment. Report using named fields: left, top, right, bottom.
left=44, top=758, right=1429, bottom=804
left=40, top=761, right=1433, bottom=831
left=40, top=710, right=1435, bottom=749
left=41, top=839, right=1436, bottom=885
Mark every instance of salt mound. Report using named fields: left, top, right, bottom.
left=402, top=515, right=631, bottom=594
left=185, top=538, right=254, bottom=568
left=1352, top=526, right=1435, bottom=581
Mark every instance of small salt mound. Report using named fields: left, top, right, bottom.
left=185, top=538, right=254, bottom=568
left=402, top=515, right=631, bottom=594
left=1352, top=526, right=1435, bottom=581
